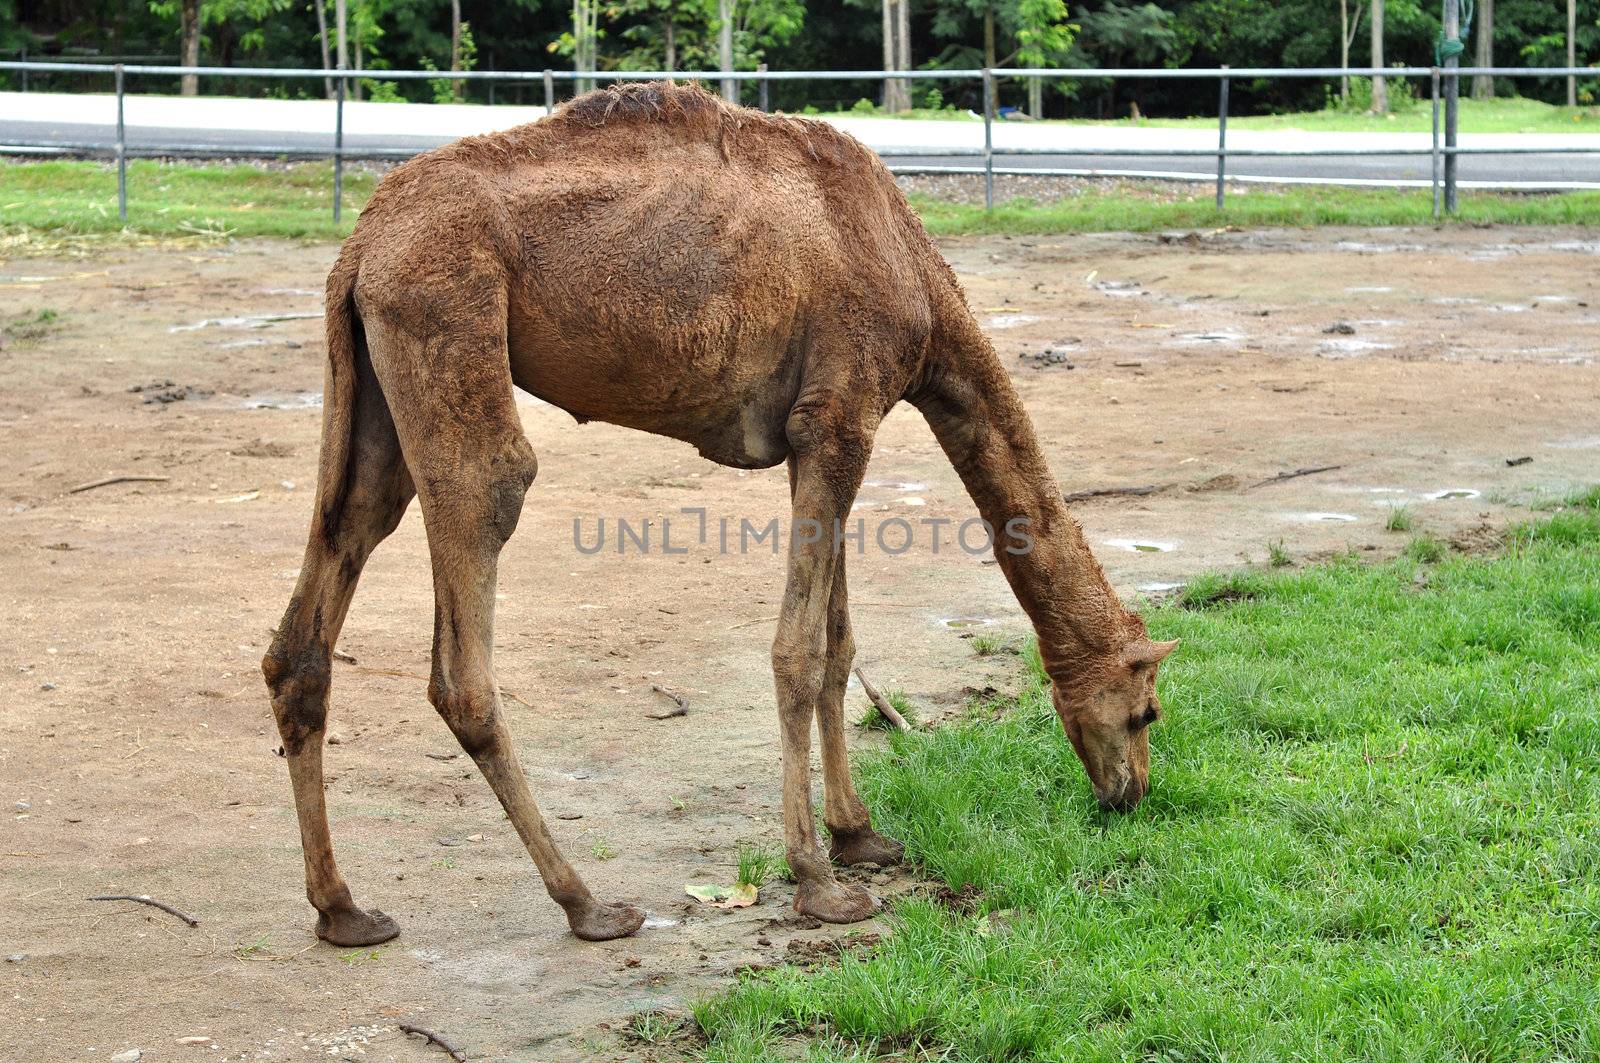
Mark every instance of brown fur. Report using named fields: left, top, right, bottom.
left=262, top=81, right=1175, bottom=945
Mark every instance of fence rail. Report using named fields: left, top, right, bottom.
left=2, top=60, right=1597, bottom=224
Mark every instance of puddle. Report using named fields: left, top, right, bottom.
left=1138, top=581, right=1186, bottom=593
left=261, top=287, right=321, bottom=297
left=1484, top=304, right=1531, bottom=314
left=899, top=496, right=926, bottom=506
left=219, top=338, right=269, bottom=349
left=1318, top=339, right=1396, bottom=357
left=1094, top=280, right=1144, bottom=298
left=1426, top=488, right=1480, bottom=500
left=241, top=391, right=323, bottom=410
left=987, top=314, right=1040, bottom=329
left=1365, top=487, right=1409, bottom=494
left=1534, top=295, right=1576, bottom=303
left=170, top=311, right=320, bottom=332
left=1290, top=512, right=1358, bottom=523
left=1545, top=436, right=1600, bottom=450
left=1176, top=329, right=1246, bottom=345
left=941, top=617, right=997, bottom=629
left=1104, top=539, right=1175, bottom=553
left=1333, top=240, right=1428, bottom=254
left=1346, top=285, right=1394, bottom=293
left=1431, top=296, right=1481, bottom=306
left=863, top=480, right=928, bottom=492
left=641, top=914, right=679, bottom=930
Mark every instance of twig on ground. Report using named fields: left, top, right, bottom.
left=1063, top=484, right=1162, bottom=503
left=646, top=684, right=689, bottom=720
left=398, top=1023, right=468, bottom=1062
left=68, top=474, right=171, bottom=494
left=1246, top=464, right=1343, bottom=491
left=332, top=649, right=358, bottom=664
left=853, top=669, right=912, bottom=733
left=88, top=894, right=200, bottom=927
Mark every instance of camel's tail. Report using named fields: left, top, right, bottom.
left=312, top=256, right=362, bottom=545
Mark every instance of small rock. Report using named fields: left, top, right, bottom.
left=5, top=953, right=24, bottom=963
left=755, top=936, right=772, bottom=947
left=1322, top=321, right=1357, bottom=335
left=436, top=837, right=462, bottom=847
left=39, top=682, right=56, bottom=691
left=466, top=833, right=484, bottom=842
left=556, top=812, right=582, bottom=820
left=110, top=1050, right=142, bottom=1063
left=175, top=1036, right=212, bottom=1046
left=326, top=733, right=343, bottom=745
left=14, top=800, right=28, bottom=811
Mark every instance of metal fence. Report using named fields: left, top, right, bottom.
left=2, top=59, right=1597, bottom=224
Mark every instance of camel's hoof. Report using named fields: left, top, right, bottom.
left=794, top=879, right=879, bottom=924
left=315, top=906, right=400, bottom=947
left=568, top=900, right=646, bottom=942
left=828, top=826, right=905, bottom=868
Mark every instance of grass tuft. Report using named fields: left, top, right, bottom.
left=736, top=842, right=789, bottom=890
left=857, top=689, right=918, bottom=730
left=1405, top=533, right=1446, bottom=563
left=1266, top=539, right=1292, bottom=568
left=699, top=497, right=1600, bottom=1060
left=1385, top=504, right=1415, bottom=532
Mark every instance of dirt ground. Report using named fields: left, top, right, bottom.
left=2, top=224, right=1597, bottom=1062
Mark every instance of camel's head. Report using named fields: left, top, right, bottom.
left=1050, top=633, right=1178, bottom=812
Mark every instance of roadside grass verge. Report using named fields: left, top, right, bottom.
left=694, top=493, right=1600, bottom=1061
left=4, top=159, right=1599, bottom=246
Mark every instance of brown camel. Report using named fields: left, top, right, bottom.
left=262, top=81, right=1176, bottom=947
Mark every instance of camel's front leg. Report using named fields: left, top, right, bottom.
left=815, top=552, right=906, bottom=868
left=774, top=423, right=879, bottom=923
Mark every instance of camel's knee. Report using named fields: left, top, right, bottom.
left=772, top=636, right=827, bottom=707
left=487, top=445, right=537, bottom=544
left=262, top=630, right=331, bottom=752
left=429, top=680, right=502, bottom=759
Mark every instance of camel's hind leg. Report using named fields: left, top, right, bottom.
left=361, top=308, right=644, bottom=943
left=264, top=342, right=415, bottom=947
left=813, top=552, right=905, bottom=868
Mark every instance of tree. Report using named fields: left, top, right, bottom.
left=1067, top=2, right=1173, bottom=117
left=1339, top=0, right=1365, bottom=101
left=1369, top=0, right=1385, bottom=113
left=927, top=0, right=1075, bottom=117
left=1471, top=0, right=1493, bottom=98
left=613, top=0, right=716, bottom=70
left=314, top=0, right=334, bottom=97
left=719, top=0, right=734, bottom=98
left=179, top=0, right=199, bottom=94
left=1568, top=0, right=1577, bottom=106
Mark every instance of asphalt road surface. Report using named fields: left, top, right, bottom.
left=5, top=112, right=1600, bottom=189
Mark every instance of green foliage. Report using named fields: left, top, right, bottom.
left=700, top=504, right=1600, bottom=1059
left=1385, top=505, right=1415, bottom=533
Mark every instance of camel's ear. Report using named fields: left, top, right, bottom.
left=1122, top=638, right=1179, bottom=671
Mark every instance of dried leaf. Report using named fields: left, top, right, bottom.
left=684, top=882, right=759, bottom=909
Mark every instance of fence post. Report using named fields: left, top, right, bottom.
left=757, top=64, right=769, bottom=112
left=543, top=69, right=555, bottom=116
left=333, top=73, right=345, bottom=224
left=1443, top=0, right=1460, bottom=214
left=1215, top=66, right=1229, bottom=210
left=982, top=68, right=994, bottom=211
left=115, top=64, right=127, bottom=224
left=19, top=44, right=26, bottom=92
left=1431, top=67, right=1442, bottom=219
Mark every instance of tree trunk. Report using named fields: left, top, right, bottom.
left=1471, top=0, right=1493, bottom=99
left=334, top=0, right=349, bottom=74
left=1369, top=0, right=1386, bottom=114
left=450, top=0, right=462, bottom=101
left=179, top=0, right=200, bottom=96
left=314, top=0, right=333, bottom=98
left=898, top=0, right=912, bottom=108
left=983, top=5, right=996, bottom=119
left=719, top=0, right=735, bottom=102
left=1568, top=0, right=1578, bottom=107
left=574, top=0, right=596, bottom=93
left=882, top=0, right=899, bottom=111
left=1339, top=0, right=1349, bottom=100
left=352, top=20, right=362, bottom=100
left=664, top=19, right=676, bottom=72
left=1028, top=77, right=1042, bottom=118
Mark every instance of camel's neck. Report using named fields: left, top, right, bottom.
left=913, top=300, right=1130, bottom=681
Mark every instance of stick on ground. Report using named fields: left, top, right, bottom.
left=1063, top=484, right=1162, bottom=503
left=87, top=894, right=199, bottom=927
left=645, top=684, right=689, bottom=720
left=398, top=1024, right=468, bottom=1062
left=1246, top=464, right=1343, bottom=490
left=68, top=475, right=171, bottom=494
left=853, top=669, right=912, bottom=732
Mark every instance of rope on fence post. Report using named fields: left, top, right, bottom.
left=333, top=73, right=345, bottom=224
left=114, top=63, right=127, bottom=223
left=1215, top=66, right=1229, bottom=211
left=982, top=67, right=994, bottom=212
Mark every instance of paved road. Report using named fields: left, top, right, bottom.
left=5, top=92, right=1600, bottom=189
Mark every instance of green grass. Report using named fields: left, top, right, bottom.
left=1385, top=505, right=1416, bottom=533
left=737, top=842, right=789, bottom=890
left=695, top=494, right=1600, bottom=1062
left=6, top=159, right=1600, bottom=246
left=857, top=689, right=919, bottom=731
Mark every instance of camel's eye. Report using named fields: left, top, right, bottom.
left=1132, top=702, right=1160, bottom=731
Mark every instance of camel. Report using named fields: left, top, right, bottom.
left=262, top=81, right=1176, bottom=947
